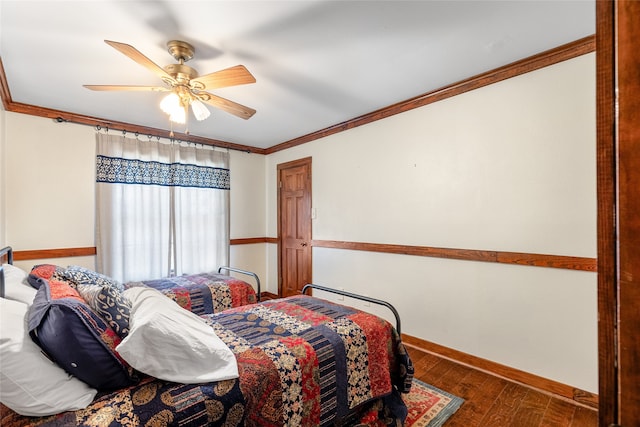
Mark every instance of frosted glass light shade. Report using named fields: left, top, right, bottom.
left=160, top=93, right=180, bottom=115
left=191, top=99, right=211, bottom=121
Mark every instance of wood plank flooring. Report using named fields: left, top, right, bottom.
left=406, top=346, right=598, bottom=426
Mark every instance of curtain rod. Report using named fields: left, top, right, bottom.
left=54, top=116, right=252, bottom=153
left=91, top=123, right=220, bottom=151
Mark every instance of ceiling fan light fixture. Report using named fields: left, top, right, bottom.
left=160, top=92, right=180, bottom=115
left=168, top=105, right=186, bottom=124
left=85, top=40, right=256, bottom=127
left=191, top=99, right=211, bottom=121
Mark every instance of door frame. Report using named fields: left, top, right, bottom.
left=276, top=156, right=313, bottom=297
left=596, top=1, right=639, bottom=425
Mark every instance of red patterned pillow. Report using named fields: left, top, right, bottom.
left=27, top=264, right=67, bottom=288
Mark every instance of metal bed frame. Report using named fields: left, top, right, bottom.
left=0, top=248, right=261, bottom=302
left=1, top=247, right=399, bottom=335
left=218, top=266, right=261, bottom=302
left=0, top=246, right=14, bottom=298
left=301, top=283, right=402, bottom=335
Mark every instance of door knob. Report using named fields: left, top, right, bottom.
left=301, top=242, right=308, bottom=247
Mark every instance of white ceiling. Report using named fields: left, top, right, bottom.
left=0, top=1, right=595, bottom=150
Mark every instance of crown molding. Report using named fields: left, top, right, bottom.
left=0, top=35, right=595, bottom=155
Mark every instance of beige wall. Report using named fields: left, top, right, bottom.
left=0, top=52, right=597, bottom=393
left=228, top=149, right=268, bottom=289
left=0, top=114, right=267, bottom=276
left=265, top=53, right=597, bottom=392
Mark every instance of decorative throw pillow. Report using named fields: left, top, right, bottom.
left=117, top=286, right=239, bottom=384
left=1, top=298, right=97, bottom=416
left=74, top=283, right=131, bottom=338
left=62, top=265, right=124, bottom=292
left=28, top=278, right=139, bottom=391
left=27, top=264, right=67, bottom=289
left=59, top=266, right=131, bottom=338
left=2, top=263, right=37, bottom=305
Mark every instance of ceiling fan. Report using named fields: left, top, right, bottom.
left=84, top=40, right=256, bottom=129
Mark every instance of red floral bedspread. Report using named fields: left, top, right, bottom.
left=125, top=272, right=257, bottom=315
left=1, top=295, right=413, bottom=427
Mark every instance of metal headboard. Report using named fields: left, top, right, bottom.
left=0, top=246, right=14, bottom=298
left=301, top=283, right=402, bottom=335
left=217, top=266, right=261, bottom=302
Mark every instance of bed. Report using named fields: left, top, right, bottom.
left=124, top=265, right=261, bottom=314
left=0, top=246, right=414, bottom=426
left=1, top=256, right=259, bottom=317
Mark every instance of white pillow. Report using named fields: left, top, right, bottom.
left=0, top=298, right=97, bottom=416
left=2, top=264, right=37, bottom=305
left=117, top=287, right=239, bottom=384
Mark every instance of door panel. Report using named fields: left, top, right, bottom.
left=278, top=158, right=312, bottom=298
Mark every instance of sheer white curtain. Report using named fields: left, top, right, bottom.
left=171, top=142, right=230, bottom=275
left=95, top=132, right=229, bottom=282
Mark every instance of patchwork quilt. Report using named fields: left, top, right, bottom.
left=1, top=295, right=413, bottom=427
left=125, top=272, right=257, bottom=315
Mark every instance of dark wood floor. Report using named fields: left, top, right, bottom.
left=407, top=346, right=598, bottom=426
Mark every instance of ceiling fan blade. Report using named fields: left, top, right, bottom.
left=191, top=65, right=256, bottom=90
left=83, top=85, right=169, bottom=92
left=104, top=40, right=175, bottom=83
left=198, top=92, right=256, bottom=120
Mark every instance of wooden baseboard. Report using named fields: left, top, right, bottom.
left=260, top=291, right=279, bottom=300
left=401, top=333, right=598, bottom=410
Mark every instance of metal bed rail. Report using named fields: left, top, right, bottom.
left=217, top=266, right=261, bottom=302
left=301, top=283, right=401, bottom=335
left=0, top=246, right=14, bottom=298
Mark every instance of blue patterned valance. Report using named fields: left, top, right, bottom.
left=96, top=155, right=230, bottom=190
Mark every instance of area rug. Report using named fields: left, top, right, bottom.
left=404, top=379, right=464, bottom=427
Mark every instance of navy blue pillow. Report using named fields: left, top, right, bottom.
left=27, top=278, right=139, bottom=391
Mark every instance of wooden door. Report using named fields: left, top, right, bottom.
left=278, top=157, right=312, bottom=297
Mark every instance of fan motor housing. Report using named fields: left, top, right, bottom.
left=164, top=64, right=198, bottom=83
left=167, top=40, right=194, bottom=62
